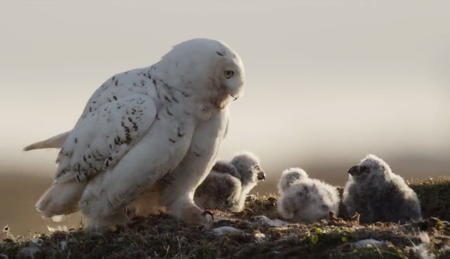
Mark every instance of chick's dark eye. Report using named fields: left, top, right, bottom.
left=360, top=166, right=370, bottom=174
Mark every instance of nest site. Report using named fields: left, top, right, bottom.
left=1, top=177, right=450, bottom=258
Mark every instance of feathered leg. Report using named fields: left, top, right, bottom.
left=36, top=178, right=87, bottom=218
left=159, top=110, right=228, bottom=225
left=126, top=181, right=166, bottom=218
left=78, top=125, right=193, bottom=231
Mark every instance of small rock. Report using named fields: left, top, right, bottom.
left=254, top=215, right=287, bottom=227
left=212, top=226, right=243, bottom=236
left=61, top=241, right=68, bottom=251
left=31, top=238, right=44, bottom=246
left=254, top=232, right=266, bottom=243
left=352, top=239, right=388, bottom=248
left=19, top=246, right=42, bottom=258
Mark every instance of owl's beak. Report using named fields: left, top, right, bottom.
left=348, top=165, right=361, bottom=176
left=227, top=81, right=244, bottom=102
left=257, top=171, right=266, bottom=181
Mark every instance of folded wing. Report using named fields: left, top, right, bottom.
left=55, top=94, right=157, bottom=183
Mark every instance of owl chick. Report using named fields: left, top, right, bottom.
left=342, top=154, right=422, bottom=224
left=194, top=151, right=266, bottom=212
left=277, top=167, right=340, bottom=223
left=277, top=167, right=308, bottom=195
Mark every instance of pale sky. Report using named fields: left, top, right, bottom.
left=0, top=0, right=449, bottom=175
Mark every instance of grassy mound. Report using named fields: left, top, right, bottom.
left=1, top=177, right=450, bottom=258
left=410, top=177, right=450, bottom=220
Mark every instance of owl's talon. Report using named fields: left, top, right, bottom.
left=202, top=210, right=214, bottom=221
left=124, top=207, right=137, bottom=221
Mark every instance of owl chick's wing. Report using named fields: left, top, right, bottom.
left=212, top=161, right=241, bottom=180
left=195, top=172, right=242, bottom=211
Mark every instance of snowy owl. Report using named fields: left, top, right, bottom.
left=194, top=151, right=266, bottom=212
left=277, top=167, right=340, bottom=223
left=23, top=38, right=246, bottom=231
left=342, top=154, right=422, bottom=224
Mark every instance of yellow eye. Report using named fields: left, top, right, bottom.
left=224, top=70, right=234, bottom=79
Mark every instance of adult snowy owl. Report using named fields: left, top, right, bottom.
left=23, top=38, right=246, bottom=231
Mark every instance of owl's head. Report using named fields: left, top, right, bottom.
left=230, top=151, right=265, bottom=188
left=277, top=167, right=309, bottom=194
left=157, top=38, right=246, bottom=109
left=347, top=154, right=392, bottom=184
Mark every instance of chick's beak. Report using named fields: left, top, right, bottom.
left=257, top=171, right=266, bottom=181
left=348, top=165, right=360, bottom=176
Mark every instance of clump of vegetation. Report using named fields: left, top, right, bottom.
left=410, top=177, right=450, bottom=221
left=1, top=178, right=450, bottom=258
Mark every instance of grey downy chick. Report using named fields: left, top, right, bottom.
left=230, top=151, right=266, bottom=211
left=193, top=161, right=243, bottom=212
left=277, top=167, right=309, bottom=195
left=277, top=167, right=340, bottom=223
left=194, top=151, right=266, bottom=212
left=342, top=154, right=422, bottom=224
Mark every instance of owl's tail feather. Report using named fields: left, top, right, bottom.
left=23, top=131, right=71, bottom=151
left=36, top=178, right=86, bottom=219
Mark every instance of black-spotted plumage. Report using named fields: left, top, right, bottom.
left=24, top=38, right=247, bottom=231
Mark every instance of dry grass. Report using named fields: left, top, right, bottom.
left=1, top=177, right=450, bottom=258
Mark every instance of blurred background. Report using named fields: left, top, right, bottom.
left=0, top=0, right=448, bottom=236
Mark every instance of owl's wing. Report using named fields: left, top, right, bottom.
left=23, top=67, right=149, bottom=152
left=55, top=93, right=157, bottom=183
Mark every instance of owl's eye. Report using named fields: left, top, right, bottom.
left=360, top=166, right=370, bottom=174
left=224, top=70, right=234, bottom=79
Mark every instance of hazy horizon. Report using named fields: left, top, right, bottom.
left=2, top=1, right=449, bottom=173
